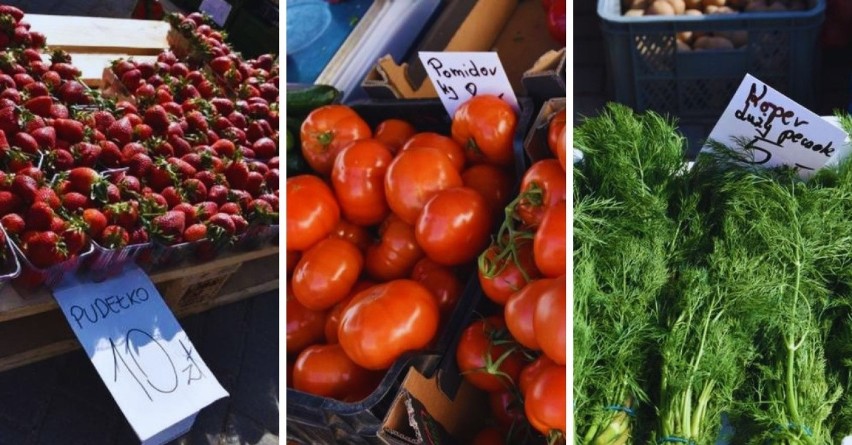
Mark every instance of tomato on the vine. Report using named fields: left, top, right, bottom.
left=291, top=238, right=364, bottom=311
left=456, top=316, right=527, bottom=392
left=410, top=258, right=463, bottom=315
left=300, top=105, right=371, bottom=176
left=525, top=365, right=566, bottom=435
left=374, top=118, right=415, bottom=153
left=534, top=275, right=566, bottom=365
left=292, top=343, right=381, bottom=401
left=401, top=132, right=466, bottom=172
left=286, top=293, right=326, bottom=355
left=506, top=278, right=559, bottom=351
left=462, top=164, right=514, bottom=220
left=286, top=175, right=340, bottom=252
left=364, top=214, right=424, bottom=281
left=451, top=95, right=517, bottom=167
left=415, top=187, right=491, bottom=266
left=534, top=200, right=566, bottom=278
left=479, top=235, right=540, bottom=305
left=385, top=146, right=463, bottom=224
left=338, top=279, right=439, bottom=370
left=331, top=138, right=393, bottom=226
left=517, top=159, right=566, bottom=229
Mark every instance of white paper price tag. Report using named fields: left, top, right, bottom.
left=418, top=51, right=519, bottom=117
left=53, top=266, right=228, bottom=445
left=703, top=74, right=849, bottom=177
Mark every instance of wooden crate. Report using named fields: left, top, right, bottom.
left=157, top=261, right=242, bottom=308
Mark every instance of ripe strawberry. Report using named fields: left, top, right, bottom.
left=11, top=174, right=38, bottom=204
left=26, top=201, right=55, bottom=231
left=206, top=212, right=236, bottom=236
left=245, top=171, right=265, bottom=197
left=51, top=63, right=81, bottom=80
left=68, top=167, right=101, bottom=196
left=31, top=126, right=56, bottom=149
left=194, top=170, right=217, bottom=189
left=34, top=187, right=60, bottom=209
left=144, top=104, right=170, bottom=133
left=98, top=225, right=129, bottom=249
left=106, top=183, right=121, bottom=203
left=98, top=140, right=123, bottom=168
left=185, top=110, right=209, bottom=133
left=128, top=152, right=154, bottom=179
left=116, top=174, right=142, bottom=198
left=218, top=202, right=241, bottom=215
left=53, top=118, right=85, bottom=144
left=230, top=214, right=248, bottom=235
left=1, top=213, right=24, bottom=234
left=57, top=80, right=88, bottom=105
left=50, top=215, right=68, bottom=233
left=0, top=191, right=21, bottom=216
left=209, top=56, right=233, bottom=75
left=0, top=5, right=24, bottom=21
left=11, top=132, right=37, bottom=155
left=172, top=202, right=197, bottom=225
left=168, top=157, right=197, bottom=180
left=72, top=142, right=102, bottom=168
left=257, top=193, right=279, bottom=211
left=116, top=101, right=139, bottom=117
left=150, top=210, right=185, bottom=244
left=107, top=117, right=134, bottom=145
left=211, top=138, right=236, bottom=158
left=149, top=139, right=174, bottom=158
left=82, top=208, right=107, bottom=238
left=24, top=230, right=68, bottom=268
left=183, top=223, right=207, bottom=242
left=252, top=137, right=276, bottom=159
left=61, top=221, right=87, bottom=255
left=181, top=178, right=207, bottom=203
left=24, top=95, right=53, bottom=117
left=169, top=62, right=189, bottom=77
left=265, top=168, right=279, bottom=191
left=120, top=68, right=142, bottom=91
left=224, top=160, right=249, bottom=190
left=211, top=97, right=235, bottom=116
left=17, top=166, right=44, bottom=183
left=161, top=186, right=183, bottom=209
left=6, top=150, right=33, bottom=173
left=61, top=192, right=89, bottom=212
left=259, top=83, right=278, bottom=102
left=195, top=201, right=219, bottom=221
left=133, top=123, right=153, bottom=141
left=227, top=111, right=247, bottom=129
left=239, top=146, right=255, bottom=159
left=147, top=163, right=175, bottom=192
left=207, top=184, right=229, bottom=205
left=50, top=103, right=70, bottom=120
left=229, top=189, right=253, bottom=210
left=104, top=201, right=139, bottom=229
left=168, top=134, right=192, bottom=156
left=121, top=142, right=147, bottom=161
left=129, top=226, right=148, bottom=244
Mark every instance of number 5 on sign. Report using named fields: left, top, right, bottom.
left=53, top=266, right=228, bottom=445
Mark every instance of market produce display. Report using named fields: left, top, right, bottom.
left=0, top=5, right=278, bottom=290
left=286, top=92, right=566, bottom=443
left=574, top=104, right=852, bottom=444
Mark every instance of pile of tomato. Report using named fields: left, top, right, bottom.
left=462, top=109, right=566, bottom=445
left=285, top=94, right=566, bottom=444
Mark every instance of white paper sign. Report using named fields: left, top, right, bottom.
left=53, top=266, right=228, bottom=444
left=199, top=0, right=232, bottom=27
left=418, top=51, right=520, bottom=117
left=703, top=74, right=848, bottom=177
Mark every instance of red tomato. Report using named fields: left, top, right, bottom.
left=286, top=294, right=326, bottom=355
left=517, top=159, right=566, bottom=228
left=525, top=365, right=566, bottom=435
left=555, top=126, right=566, bottom=170
left=456, top=316, right=526, bottom=392
left=534, top=275, right=566, bottom=365
left=415, top=187, right=491, bottom=266
left=300, top=105, right=371, bottom=176
left=291, top=238, right=364, bottom=311
left=385, top=146, right=463, bottom=224
left=286, top=250, right=301, bottom=275
left=374, top=118, right=415, bottom=154
left=519, top=355, right=555, bottom=396
left=410, top=258, right=463, bottom=315
left=472, top=427, right=506, bottom=445
left=338, top=280, right=440, bottom=370
left=292, top=344, right=381, bottom=401
left=506, top=278, right=558, bottom=350
left=364, top=214, right=424, bottom=281
left=331, top=139, right=393, bottom=226
left=451, top=95, right=517, bottom=167
left=461, top=164, right=514, bottom=220
left=489, top=390, right=525, bottom=427
left=324, top=280, right=375, bottom=344
left=478, top=235, right=540, bottom=305
left=401, top=132, right=466, bottom=172
left=534, top=201, right=566, bottom=278
left=548, top=110, right=566, bottom=155
left=286, top=175, right=340, bottom=252
left=329, top=219, right=370, bottom=252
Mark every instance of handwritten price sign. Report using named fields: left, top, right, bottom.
left=418, top=51, right=519, bottom=117
left=703, top=74, right=848, bottom=176
left=53, top=266, right=228, bottom=444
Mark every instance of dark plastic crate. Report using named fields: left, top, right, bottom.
left=285, top=98, right=534, bottom=445
left=598, top=0, right=825, bottom=123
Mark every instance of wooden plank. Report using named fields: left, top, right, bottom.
left=0, top=257, right=279, bottom=373
left=26, top=14, right=169, bottom=55
left=0, top=245, right=279, bottom=324
left=69, top=53, right=158, bottom=87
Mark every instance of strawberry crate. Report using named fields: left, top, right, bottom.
left=11, top=241, right=94, bottom=291
left=233, top=223, right=278, bottom=251
left=81, top=240, right=153, bottom=283
left=156, top=260, right=241, bottom=309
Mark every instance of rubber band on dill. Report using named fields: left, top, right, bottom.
left=604, top=405, right=636, bottom=417
left=657, top=436, right=696, bottom=444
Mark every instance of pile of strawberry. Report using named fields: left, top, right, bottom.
left=0, top=4, right=279, bottom=286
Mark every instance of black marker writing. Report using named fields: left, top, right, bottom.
left=425, top=57, right=498, bottom=79
left=69, top=287, right=150, bottom=329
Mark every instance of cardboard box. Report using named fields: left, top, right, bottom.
left=524, top=97, right=566, bottom=163
left=379, top=367, right=488, bottom=444
left=362, top=0, right=563, bottom=100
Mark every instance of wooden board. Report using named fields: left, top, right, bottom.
left=26, top=14, right=169, bottom=55
left=0, top=253, right=280, bottom=373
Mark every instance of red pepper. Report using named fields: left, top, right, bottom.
left=547, top=1, right=566, bottom=44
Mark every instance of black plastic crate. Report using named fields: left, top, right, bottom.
left=285, top=97, right=534, bottom=445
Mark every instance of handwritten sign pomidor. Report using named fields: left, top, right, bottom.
left=53, top=266, right=228, bottom=445
left=418, top=51, right=519, bottom=117
left=703, top=74, right=849, bottom=177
